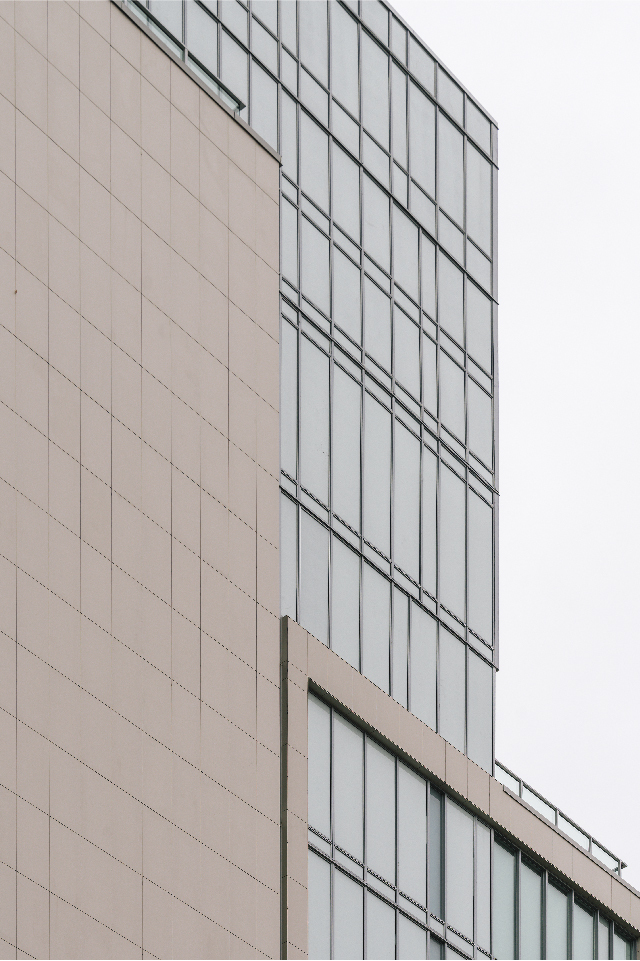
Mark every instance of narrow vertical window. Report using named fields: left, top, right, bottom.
left=333, top=714, right=364, bottom=862
left=366, top=740, right=396, bottom=885
left=362, top=563, right=390, bottom=694
left=308, top=851, right=331, bottom=961
left=331, top=537, right=360, bottom=671
left=492, top=842, right=516, bottom=961
left=299, top=337, right=329, bottom=505
left=409, top=603, right=436, bottom=730
left=546, top=883, right=569, bottom=960
left=299, top=512, right=329, bottom=645
left=438, top=466, right=465, bottom=622
left=394, top=422, right=420, bottom=583
left=308, top=696, right=331, bottom=838
left=398, top=762, right=427, bottom=907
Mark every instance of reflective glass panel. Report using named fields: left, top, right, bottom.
left=520, top=861, right=543, bottom=960
left=362, top=32, right=389, bottom=150
left=392, top=588, right=408, bottom=708
left=429, top=789, right=443, bottom=918
left=392, top=64, right=408, bottom=167
left=251, top=20, right=277, bottom=75
left=598, top=919, right=610, bottom=961
left=437, top=113, right=463, bottom=226
left=299, top=511, right=329, bottom=644
left=399, top=914, right=427, bottom=960
left=476, top=823, right=491, bottom=953
left=363, top=175, right=391, bottom=272
left=468, top=490, right=493, bottom=643
left=438, top=466, right=465, bottom=621
left=438, top=629, right=465, bottom=753
left=439, top=352, right=465, bottom=443
left=361, top=0, right=388, bottom=43
left=308, top=695, right=331, bottom=837
left=280, top=92, right=298, bottom=182
left=367, top=891, right=396, bottom=960
left=334, top=868, right=364, bottom=960
left=279, top=0, right=296, bottom=52
left=437, top=69, right=463, bottom=125
left=394, top=205, right=419, bottom=302
left=398, top=762, right=427, bottom=906
left=331, top=537, right=360, bottom=670
left=301, top=218, right=330, bottom=315
left=438, top=254, right=463, bottom=346
left=332, top=365, right=361, bottom=531
left=280, top=493, right=296, bottom=619
left=332, top=143, right=361, bottom=242
left=394, top=422, right=420, bottom=582
left=445, top=800, right=473, bottom=939
left=333, top=713, right=364, bottom=861
left=423, top=334, right=437, bottom=416
left=363, top=393, right=391, bottom=559
left=409, top=82, right=436, bottom=199
left=409, top=37, right=434, bottom=94
left=421, top=235, right=436, bottom=319
left=250, top=61, right=277, bottom=149
left=362, top=562, right=390, bottom=693
left=547, top=883, right=569, bottom=960
left=365, top=278, right=392, bottom=372
left=308, top=850, right=331, bottom=961
left=574, top=902, right=595, bottom=961
left=280, top=320, right=297, bottom=479
left=468, top=379, right=492, bottom=467
left=186, top=2, right=216, bottom=73
left=366, top=739, right=396, bottom=884
left=252, top=0, right=277, bottom=35
left=466, top=281, right=492, bottom=372
left=409, top=604, right=436, bottom=730
left=466, top=143, right=492, bottom=256
left=421, top=445, right=437, bottom=597
left=492, top=843, right=516, bottom=960
left=331, top=2, right=359, bottom=118
left=219, top=0, right=247, bottom=45
left=281, top=198, right=298, bottom=286
left=333, top=247, right=361, bottom=344
left=221, top=30, right=248, bottom=110
left=298, top=0, right=327, bottom=85
left=300, top=112, right=329, bottom=213
left=299, top=336, right=329, bottom=504
left=613, top=931, right=632, bottom=960
left=466, top=100, right=491, bottom=155
left=467, top=651, right=492, bottom=773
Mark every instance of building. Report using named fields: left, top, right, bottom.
left=0, top=1, right=637, bottom=959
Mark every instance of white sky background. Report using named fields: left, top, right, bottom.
left=393, top=1, right=640, bottom=888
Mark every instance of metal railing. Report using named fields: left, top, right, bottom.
left=495, top=761, right=625, bottom=876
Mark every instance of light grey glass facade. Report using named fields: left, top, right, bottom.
left=309, top=694, right=635, bottom=961
left=128, top=0, right=497, bottom=774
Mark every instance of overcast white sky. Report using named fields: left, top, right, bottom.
left=393, top=0, right=640, bottom=889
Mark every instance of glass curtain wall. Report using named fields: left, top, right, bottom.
left=309, top=695, right=636, bottom=961
left=127, top=0, right=498, bottom=771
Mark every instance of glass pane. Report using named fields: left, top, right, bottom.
left=221, top=30, right=248, bottom=112
left=476, top=822, right=491, bottom=953
left=331, top=2, right=359, bottom=119
left=437, top=113, right=463, bottom=226
left=250, top=60, right=277, bottom=150
left=364, top=278, right=391, bottom=373
left=574, top=903, right=595, bottom=961
left=334, top=868, right=364, bottom=960
left=445, top=800, right=473, bottom=940
left=280, top=320, right=297, bottom=479
left=437, top=69, right=463, bottom=125
left=428, top=789, right=443, bottom=918
left=252, top=20, right=277, bottom=74
left=300, top=112, right=329, bottom=213
left=492, top=843, right=516, bottom=960
left=393, top=205, right=419, bottom=302
left=466, top=281, right=492, bottom=372
left=421, top=235, right=436, bottom=319
left=362, top=32, right=389, bottom=150
left=220, top=0, right=247, bottom=44
left=392, top=64, right=408, bottom=167
left=466, top=143, right=492, bottom=255
left=299, top=511, right=329, bottom=644
left=466, top=100, right=491, bottom=155
left=333, top=713, right=364, bottom=861
left=298, top=0, right=327, bottom=85
left=362, top=562, right=390, bottom=694
left=409, top=603, right=436, bottom=730
left=281, top=198, right=298, bottom=286
left=411, top=182, right=436, bottom=236
left=438, top=254, right=463, bottom=346
left=300, top=67, right=328, bottom=126
left=366, top=739, right=395, bottom=884
left=394, top=422, right=420, bottom=582
left=280, top=92, right=297, bottom=182
left=468, top=380, right=492, bottom=467
left=333, top=247, right=362, bottom=344
left=468, top=490, right=493, bottom=643
left=392, top=587, right=409, bottom=708
left=280, top=493, right=297, bottom=619
left=409, top=38, right=434, bottom=95
left=398, top=762, right=426, bottom=906
left=421, top=445, right=437, bottom=597
left=301, top=218, right=330, bottom=315
left=423, top=335, right=437, bottom=416
left=300, top=337, right=329, bottom=504
left=279, top=0, right=296, bottom=53
left=613, top=931, right=632, bottom=961
left=438, top=628, right=465, bottom=752
left=398, top=914, right=427, bottom=960
left=409, top=82, right=435, bottom=198
left=366, top=891, right=396, bottom=961
left=363, top=176, right=391, bottom=273
left=438, top=466, right=465, bottom=622
left=546, top=883, right=569, bottom=961
left=598, top=919, right=610, bottom=961
left=429, top=935, right=444, bottom=960
left=252, top=1, right=277, bottom=35
left=186, top=2, right=216, bottom=73
left=308, top=695, right=331, bottom=837
left=466, top=651, right=492, bottom=773
left=332, top=365, right=361, bottom=531
left=520, top=862, right=542, bottom=960
left=332, top=143, right=361, bottom=242
left=308, top=850, right=331, bottom=960
left=331, top=537, right=360, bottom=671
left=363, top=394, right=391, bottom=558
left=361, top=0, right=388, bottom=43
left=439, top=352, right=464, bottom=443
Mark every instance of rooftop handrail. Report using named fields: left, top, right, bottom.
left=495, top=760, right=625, bottom=876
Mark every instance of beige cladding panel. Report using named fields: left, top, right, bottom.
left=1, top=2, right=280, bottom=957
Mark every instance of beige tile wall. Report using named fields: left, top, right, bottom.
left=0, top=3, right=280, bottom=957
